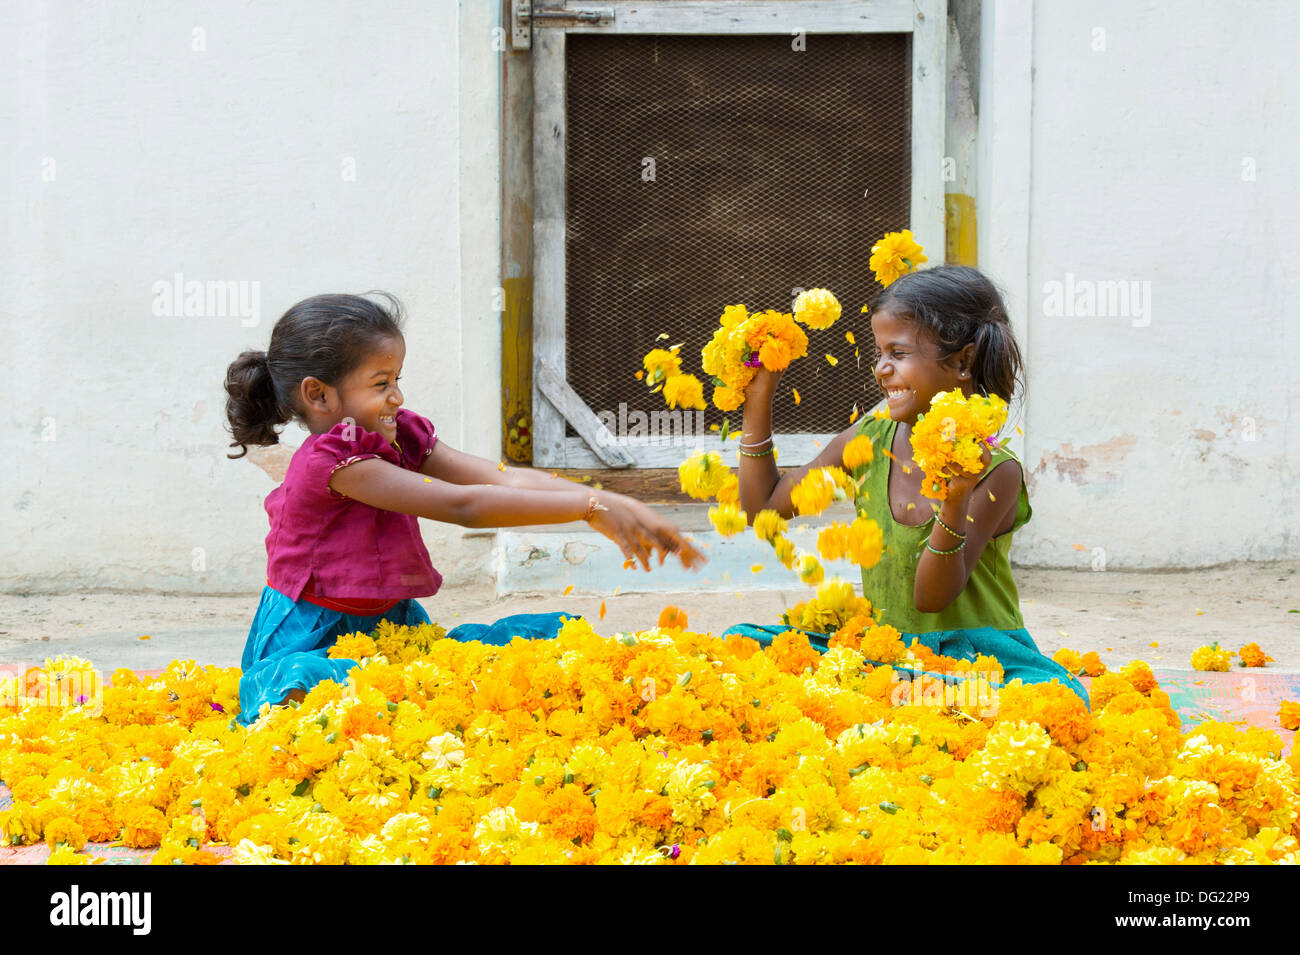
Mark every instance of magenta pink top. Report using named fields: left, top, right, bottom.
left=264, top=408, right=443, bottom=602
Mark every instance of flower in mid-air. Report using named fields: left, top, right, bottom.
left=869, top=230, right=928, bottom=287
left=793, top=288, right=842, bottom=330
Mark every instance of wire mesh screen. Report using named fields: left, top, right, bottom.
left=564, top=32, right=910, bottom=442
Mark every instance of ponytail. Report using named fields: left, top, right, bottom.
left=970, top=308, right=1023, bottom=404
left=224, top=350, right=288, bottom=458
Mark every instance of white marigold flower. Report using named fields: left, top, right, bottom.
left=233, top=839, right=287, bottom=865
left=421, top=732, right=466, bottom=769
left=474, top=806, right=539, bottom=846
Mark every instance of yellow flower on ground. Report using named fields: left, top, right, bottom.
left=793, top=288, right=841, bottom=330
left=1239, top=643, right=1273, bottom=668
left=46, top=844, right=95, bottom=866
left=1053, top=648, right=1084, bottom=676
left=1191, top=643, right=1234, bottom=672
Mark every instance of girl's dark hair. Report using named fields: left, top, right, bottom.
left=224, top=291, right=406, bottom=458
left=874, top=265, right=1024, bottom=403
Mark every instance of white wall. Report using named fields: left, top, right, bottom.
left=979, top=0, right=1299, bottom=568
left=1, top=1, right=502, bottom=593
left=6, top=0, right=1295, bottom=593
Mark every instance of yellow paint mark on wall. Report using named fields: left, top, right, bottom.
left=501, top=276, right=533, bottom=464
left=945, top=193, right=978, bottom=267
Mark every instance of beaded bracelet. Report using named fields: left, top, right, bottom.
left=739, top=445, right=775, bottom=458
left=933, top=512, right=966, bottom=540
left=926, top=538, right=966, bottom=556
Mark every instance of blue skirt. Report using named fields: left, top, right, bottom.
left=720, top=623, right=1091, bottom=710
left=237, top=586, right=579, bottom=725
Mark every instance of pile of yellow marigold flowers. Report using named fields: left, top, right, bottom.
left=3, top=616, right=1298, bottom=865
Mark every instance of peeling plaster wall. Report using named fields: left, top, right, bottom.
left=1, top=1, right=501, bottom=593
left=981, top=0, right=1298, bottom=568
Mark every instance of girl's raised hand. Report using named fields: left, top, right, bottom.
left=941, top=442, right=993, bottom=501
left=587, top=492, right=706, bottom=572
left=742, top=365, right=784, bottom=404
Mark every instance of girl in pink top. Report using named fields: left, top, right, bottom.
left=224, top=292, right=703, bottom=724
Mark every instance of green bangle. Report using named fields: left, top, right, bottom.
left=738, top=445, right=774, bottom=458
left=933, top=512, right=966, bottom=540
left=926, top=539, right=966, bottom=556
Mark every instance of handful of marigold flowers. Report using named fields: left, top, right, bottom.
left=909, top=388, right=1009, bottom=501
left=641, top=289, right=841, bottom=418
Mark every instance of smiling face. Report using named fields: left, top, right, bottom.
left=286, top=334, right=408, bottom=441
left=870, top=308, right=971, bottom=425
left=333, top=335, right=406, bottom=440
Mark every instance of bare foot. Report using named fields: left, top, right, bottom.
left=280, top=688, right=307, bottom=706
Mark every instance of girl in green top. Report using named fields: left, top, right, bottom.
left=733, top=265, right=1089, bottom=708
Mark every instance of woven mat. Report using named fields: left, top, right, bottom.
left=1, top=667, right=1295, bottom=864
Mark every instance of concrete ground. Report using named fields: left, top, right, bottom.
left=1, top=560, right=1297, bottom=674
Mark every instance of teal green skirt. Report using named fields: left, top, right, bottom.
left=720, top=623, right=1091, bottom=709
left=237, top=586, right=579, bottom=725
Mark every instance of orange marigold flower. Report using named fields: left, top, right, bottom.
left=758, top=337, right=793, bottom=370
left=1119, top=660, right=1158, bottom=695
left=768, top=630, right=820, bottom=675
left=1079, top=651, right=1106, bottom=677
left=44, top=817, right=87, bottom=852
left=1279, top=701, right=1300, bottom=732
left=121, top=806, right=168, bottom=849
left=74, top=804, right=119, bottom=844
left=658, top=606, right=689, bottom=631
left=1238, top=643, right=1273, bottom=668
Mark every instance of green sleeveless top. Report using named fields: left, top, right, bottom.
left=848, top=415, right=1032, bottom=634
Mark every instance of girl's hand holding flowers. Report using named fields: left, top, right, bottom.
left=909, top=389, right=1008, bottom=502
left=741, top=365, right=784, bottom=405
left=939, top=441, right=992, bottom=502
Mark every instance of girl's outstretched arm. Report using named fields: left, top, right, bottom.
left=330, top=455, right=704, bottom=571
left=735, top=366, right=859, bottom=520
left=419, top=440, right=595, bottom=493
left=912, top=451, right=1022, bottom=613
